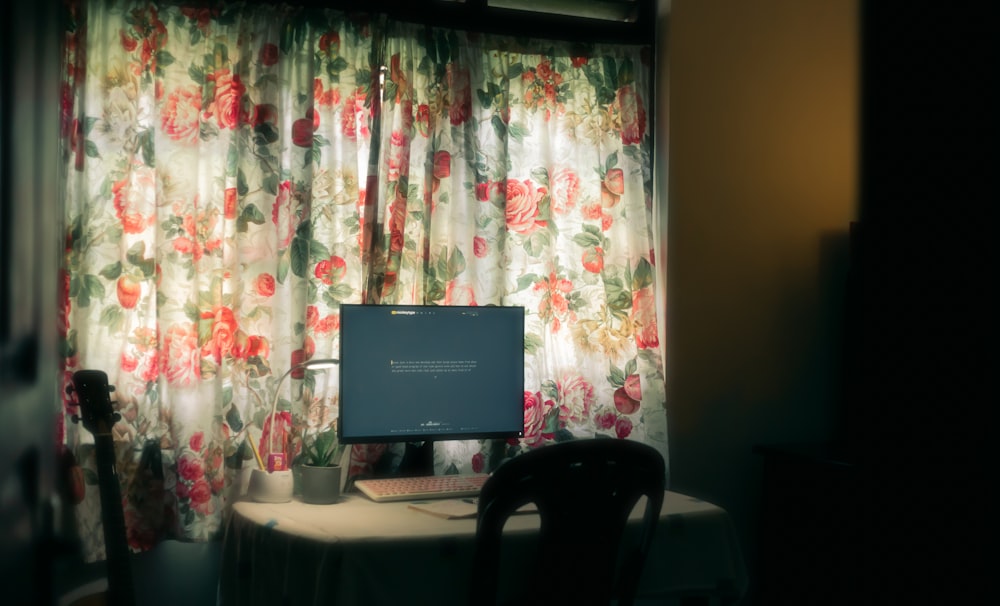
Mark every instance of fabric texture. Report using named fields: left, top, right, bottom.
left=58, top=0, right=667, bottom=561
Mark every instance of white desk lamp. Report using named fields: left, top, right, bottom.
left=248, top=357, right=339, bottom=503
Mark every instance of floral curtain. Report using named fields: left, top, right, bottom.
left=60, top=0, right=376, bottom=556
left=371, top=22, right=668, bottom=475
left=59, top=0, right=667, bottom=561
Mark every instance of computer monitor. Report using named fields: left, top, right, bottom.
left=337, top=304, right=526, bottom=444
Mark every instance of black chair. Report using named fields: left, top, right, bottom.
left=469, top=438, right=666, bottom=606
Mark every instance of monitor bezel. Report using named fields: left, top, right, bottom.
left=336, top=303, right=526, bottom=444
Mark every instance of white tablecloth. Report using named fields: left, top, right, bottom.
left=219, top=490, right=746, bottom=605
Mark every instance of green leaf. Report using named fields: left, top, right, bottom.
left=605, top=151, right=619, bottom=173
left=572, top=230, right=603, bottom=248
left=126, top=241, right=147, bottom=265
left=542, top=407, right=560, bottom=434
left=524, top=230, right=550, bottom=257
left=477, top=88, right=492, bottom=109
left=237, top=204, right=266, bottom=233
left=100, top=262, right=123, bottom=280
left=491, top=115, right=507, bottom=140
left=508, top=122, right=529, bottom=142
left=608, top=363, right=625, bottom=388
left=237, top=170, right=249, bottom=197
left=290, top=237, right=310, bottom=278
left=530, top=166, right=549, bottom=187
left=83, top=274, right=105, bottom=301
left=99, top=306, right=124, bottom=332
left=263, top=173, right=279, bottom=196
left=632, top=257, right=654, bottom=290
left=329, top=56, right=349, bottom=74
left=541, top=379, right=559, bottom=400
left=139, top=130, right=155, bottom=167
left=619, top=57, right=634, bottom=87
left=188, top=64, right=205, bottom=83
left=425, top=279, right=445, bottom=303
left=524, top=332, right=543, bottom=355
left=156, top=50, right=176, bottom=68
left=447, top=247, right=466, bottom=280
left=183, top=302, right=200, bottom=323
left=324, top=283, right=354, bottom=304
left=254, top=122, right=280, bottom=146
left=277, top=251, right=290, bottom=283
left=516, top=273, right=539, bottom=292
left=309, top=239, right=331, bottom=261
left=625, top=358, right=638, bottom=377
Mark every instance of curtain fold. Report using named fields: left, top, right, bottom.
left=59, top=0, right=667, bottom=562
left=373, top=20, right=668, bottom=475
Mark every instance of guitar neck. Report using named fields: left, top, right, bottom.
left=92, top=432, right=135, bottom=606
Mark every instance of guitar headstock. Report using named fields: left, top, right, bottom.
left=68, top=369, right=118, bottom=437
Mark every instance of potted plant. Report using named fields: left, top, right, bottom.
left=295, top=423, right=346, bottom=504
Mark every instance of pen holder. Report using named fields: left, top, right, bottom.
left=248, top=468, right=294, bottom=503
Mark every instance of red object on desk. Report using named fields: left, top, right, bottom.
left=267, top=453, right=286, bottom=472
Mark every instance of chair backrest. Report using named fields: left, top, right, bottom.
left=469, top=438, right=666, bottom=606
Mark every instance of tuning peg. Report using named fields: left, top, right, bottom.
left=108, top=385, right=116, bottom=392
left=66, top=384, right=75, bottom=395
left=71, top=415, right=81, bottom=424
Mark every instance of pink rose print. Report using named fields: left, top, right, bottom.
left=557, top=375, right=596, bottom=425
left=632, top=288, right=660, bottom=350
left=206, top=69, right=245, bottom=130
left=255, top=273, right=275, bottom=296
left=272, top=180, right=298, bottom=248
left=615, top=416, right=633, bottom=438
left=473, top=236, right=488, bottom=258
left=615, top=85, right=647, bottom=146
left=112, top=175, right=153, bottom=234
left=160, top=85, right=202, bottom=144
left=189, top=432, right=205, bottom=452
left=161, top=322, right=200, bottom=386
left=505, top=179, right=547, bottom=235
left=549, top=168, right=580, bottom=215
left=200, top=306, right=238, bottom=364
left=523, top=391, right=554, bottom=447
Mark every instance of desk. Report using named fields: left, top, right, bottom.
left=219, top=490, right=747, bottom=605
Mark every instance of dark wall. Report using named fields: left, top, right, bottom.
left=852, top=1, right=991, bottom=602
left=0, top=2, right=64, bottom=605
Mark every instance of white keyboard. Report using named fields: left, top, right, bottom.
left=354, top=474, right=490, bottom=502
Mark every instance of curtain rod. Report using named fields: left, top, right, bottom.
left=229, top=0, right=657, bottom=47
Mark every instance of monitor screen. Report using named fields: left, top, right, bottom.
left=338, top=304, right=525, bottom=444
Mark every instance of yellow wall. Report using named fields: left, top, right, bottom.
left=661, top=0, right=858, bottom=590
